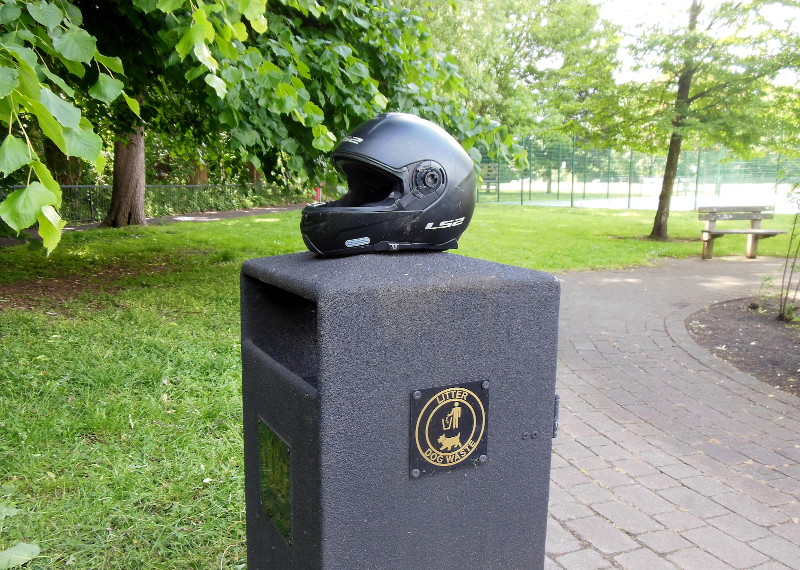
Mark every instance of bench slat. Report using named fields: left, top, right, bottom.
left=697, top=205, right=773, bottom=213
left=698, top=213, right=774, bottom=221
left=702, top=229, right=787, bottom=238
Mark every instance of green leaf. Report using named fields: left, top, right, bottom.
left=371, top=93, right=388, bottom=110
left=0, top=182, right=58, bottom=233
left=240, top=0, right=266, bottom=21
left=204, top=74, right=227, bottom=98
left=311, top=125, right=335, bottom=151
left=19, top=95, right=67, bottom=153
left=36, top=205, right=65, bottom=254
left=0, top=504, right=21, bottom=520
left=0, top=67, right=19, bottom=98
left=63, top=126, right=102, bottom=161
left=0, top=135, right=32, bottom=176
left=467, top=146, right=482, bottom=163
left=0, top=542, right=41, bottom=570
left=0, top=3, right=22, bottom=24
left=176, top=24, right=206, bottom=59
left=52, top=26, right=97, bottom=63
left=156, top=0, right=185, bottom=10
left=88, top=73, right=123, bottom=103
left=193, top=42, right=217, bottom=71
left=94, top=52, right=124, bottom=74
left=31, top=161, right=61, bottom=206
left=39, top=88, right=81, bottom=128
left=303, top=100, right=324, bottom=125
left=39, top=66, right=75, bottom=97
left=122, top=92, right=141, bottom=117
left=27, top=1, right=63, bottom=29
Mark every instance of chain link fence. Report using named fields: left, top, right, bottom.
left=480, top=145, right=800, bottom=213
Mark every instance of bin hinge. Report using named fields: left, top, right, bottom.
left=552, top=393, right=560, bottom=438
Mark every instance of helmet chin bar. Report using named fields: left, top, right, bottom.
left=303, top=234, right=458, bottom=257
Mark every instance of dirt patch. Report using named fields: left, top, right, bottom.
left=0, top=259, right=177, bottom=311
left=687, top=297, right=800, bottom=396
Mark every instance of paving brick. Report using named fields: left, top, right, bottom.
left=615, top=484, right=676, bottom=516
left=592, top=501, right=663, bottom=534
left=725, top=475, right=795, bottom=506
left=565, top=516, right=638, bottom=555
left=638, top=473, right=682, bottom=491
left=749, top=534, right=800, bottom=568
left=570, top=456, right=610, bottom=471
left=637, top=529, right=692, bottom=554
left=712, top=492, right=791, bottom=526
left=653, top=511, right=707, bottom=532
left=613, top=457, right=661, bottom=477
left=586, top=467, right=634, bottom=488
left=658, top=487, right=730, bottom=518
left=546, top=518, right=582, bottom=556
left=658, top=462, right=702, bottom=480
left=544, top=555, right=561, bottom=570
left=772, top=521, right=800, bottom=543
left=614, top=548, right=678, bottom=570
left=682, top=526, right=768, bottom=568
left=679, top=475, right=734, bottom=497
left=750, top=562, right=793, bottom=570
left=549, top=501, right=594, bottom=523
left=556, top=548, right=612, bottom=569
left=707, top=513, right=771, bottom=541
left=551, top=466, right=593, bottom=486
left=567, top=482, right=617, bottom=505
left=667, top=547, right=738, bottom=570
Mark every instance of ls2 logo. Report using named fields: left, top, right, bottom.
left=424, top=217, right=465, bottom=230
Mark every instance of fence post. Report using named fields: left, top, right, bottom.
left=628, top=149, right=633, bottom=209
left=694, top=149, right=702, bottom=210
left=570, top=140, right=575, bottom=208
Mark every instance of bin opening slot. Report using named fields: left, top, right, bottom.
left=242, top=276, right=318, bottom=386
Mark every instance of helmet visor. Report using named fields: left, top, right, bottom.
left=329, top=160, right=404, bottom=208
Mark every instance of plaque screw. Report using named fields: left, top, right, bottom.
left=479, top=455, right=487, bottom=463
left=522, top=432, right=530, bottom=440
left=482, top=381, right=489, bottom=390
left=413, top=391, right=422, bottom=400
left=411, top=469, right=420, bottom=478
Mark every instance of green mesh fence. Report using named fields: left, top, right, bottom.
left=1, top=183, right=308, bottom=224
left=480, top=145, right=800, bottom=213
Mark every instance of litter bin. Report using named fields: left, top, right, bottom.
left=241, top=251, right=560, bottom=569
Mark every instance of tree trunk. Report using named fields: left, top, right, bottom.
left=187, top=162, right=209, bottom=185
left=248, top=162, right=263, bottom=183
left=103, top=128, right=147, bottom=227
left=650, top=133, right=683, bottom=240
left=648, top=0, right=701, bottom=241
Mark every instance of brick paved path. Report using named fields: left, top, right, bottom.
left=548, top=257, right=800, bottom=570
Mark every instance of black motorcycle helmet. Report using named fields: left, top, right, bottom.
left=300, top=112, right=476, bottom=256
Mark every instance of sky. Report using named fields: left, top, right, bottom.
left=597, top=0, right=705, bottom=29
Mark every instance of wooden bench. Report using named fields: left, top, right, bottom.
left=698, top=206, right=786, bottom=260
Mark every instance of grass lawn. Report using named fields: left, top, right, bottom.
left=0, top=205, right=793, bottom=568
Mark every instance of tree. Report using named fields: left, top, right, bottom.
left=1, top=0, right=522, bottom=249
left=400, top=0, right=620, bottom=144
left=617, top=0, right=800, bottom=240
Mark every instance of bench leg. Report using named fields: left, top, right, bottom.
left=746, top=234, right=759, bottom=259
left=702, top=236, right=714, bottom=260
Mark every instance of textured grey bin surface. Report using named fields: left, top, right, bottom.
left=241, top=252, right=560, bottom=569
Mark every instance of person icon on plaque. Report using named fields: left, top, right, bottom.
left=442, top=402, right=462, bottom=430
